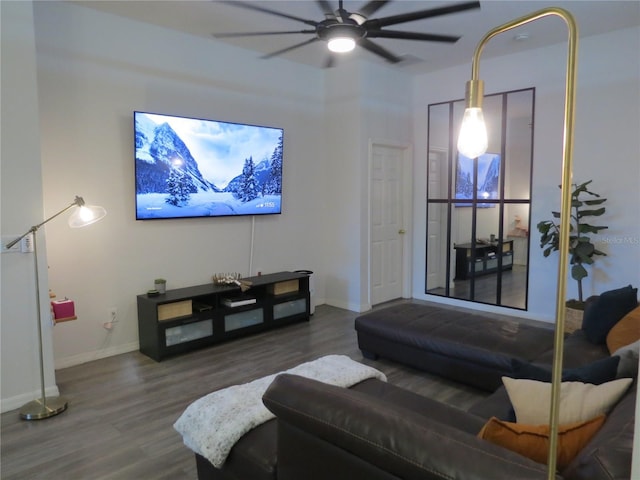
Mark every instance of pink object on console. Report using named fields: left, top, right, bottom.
left=51, top=299, right=75, bottom=319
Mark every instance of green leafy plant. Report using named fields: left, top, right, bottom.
left=537, top=180, right=607, bottom=305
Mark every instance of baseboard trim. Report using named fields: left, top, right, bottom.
left=324, top=298, right=366, bottom=313
left=1, top=385, right=60, bottom=414
left=54, top=341, right=139, bottom=370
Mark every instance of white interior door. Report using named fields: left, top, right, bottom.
left=370, top=144, right=405, bottom=306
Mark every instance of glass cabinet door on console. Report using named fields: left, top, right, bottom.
left=425, top=88, right=534, bottom=310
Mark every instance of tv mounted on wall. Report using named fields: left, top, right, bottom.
left=455, top=153, right=500, bottom=208
left=134, top=111, right=283, bottom=220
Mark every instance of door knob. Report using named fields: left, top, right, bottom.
left=398, top=229, right=406, bottom=234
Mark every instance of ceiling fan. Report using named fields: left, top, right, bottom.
left=213, top=0, right=481, bottom=67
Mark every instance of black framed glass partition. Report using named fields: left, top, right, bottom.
left=425, top=88, right=534, bottom=309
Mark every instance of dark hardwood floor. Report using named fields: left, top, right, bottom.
left=427, top=264, right=527, bottom=309
left=1, top=301, right=495, bottom=480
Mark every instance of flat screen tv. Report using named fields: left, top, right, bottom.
left=455, top=153, right=500, bottom=208
left=134, top=111, right=283, bottom=220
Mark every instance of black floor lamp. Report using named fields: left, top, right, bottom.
left=6, top=196, right=106, bottom=420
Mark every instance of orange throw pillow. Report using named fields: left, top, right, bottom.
left=606, top=305, right=640, bottom=353
left=478, top=414, right=606, bottom=469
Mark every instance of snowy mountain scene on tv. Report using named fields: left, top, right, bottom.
left=455, top=153, right=500, bottom=208
left=134, top=111, right=283, bottom=219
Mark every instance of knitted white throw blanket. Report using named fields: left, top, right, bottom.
left=173, top=355, right=386, bottom=468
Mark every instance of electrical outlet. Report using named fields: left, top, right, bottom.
left=21, top=234, right=34, bottom=253
left=103, top=308, right=118, bottom=331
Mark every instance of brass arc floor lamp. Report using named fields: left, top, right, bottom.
left=457, top=7, right=578, bottom=477
left=6, top=196, right=106, bottom=420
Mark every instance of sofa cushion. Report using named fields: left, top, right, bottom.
left=533, top=329, right=609, bottom=369
left=606, top=305, right=640, bottom=353
left=582, top=285, right=638, bottom=345
left=502, top=377, right=632, bottom=424
left=510, top=356, right=620, bottom=384
left=478, top=414, right=606, bottom=469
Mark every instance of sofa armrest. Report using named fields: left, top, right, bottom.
left=562, top=386, right=636, bottom=480
left=263, top=374, right=557, bottom=480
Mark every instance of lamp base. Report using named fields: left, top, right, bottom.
left=19, top=396, right=67, bottom=420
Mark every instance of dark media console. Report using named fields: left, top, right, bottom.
left=454, top=240, right=514, bottom=280
left=136, top=271, right=310, bottom=361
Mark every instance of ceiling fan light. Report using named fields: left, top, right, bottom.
left=328, top=37, right=356, bottom=53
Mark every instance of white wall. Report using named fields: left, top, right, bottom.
left=32, top=2, right=327, bottom=370
left=412, top=26, right=640, bottom=321
left=323, top=62, right=365, bottom=311
left=323, top=60, right=412, bottom=312
left=359, top=62, right=413, bottom=310
left=0, top=1, right=59, bottom=412
left=1, top=1, right=413, bottom=410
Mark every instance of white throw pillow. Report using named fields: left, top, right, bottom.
left=502, top=376, right=632, bottom=425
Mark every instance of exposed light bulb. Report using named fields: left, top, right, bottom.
left=327, top=37, right=356, bottom=53
left=68, top=204, right=107, bottom=228
left=78, top=206, right=96, bottom=222
left=457, top=107, right=488, bottom=158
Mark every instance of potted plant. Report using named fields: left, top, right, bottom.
left=537, top=180, right=607, bottom=326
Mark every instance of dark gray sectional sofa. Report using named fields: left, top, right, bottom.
left=195, top=298, right=637, bottom=480
left=351, top=300, right=636, bottom=480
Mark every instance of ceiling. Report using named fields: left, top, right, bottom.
left=71, top=1, right=640, bottom=74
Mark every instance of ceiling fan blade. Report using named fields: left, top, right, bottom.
left=358, top=38, right=402, bottom=63
left=357, top=1, right=390, bottom=18
left=316, top=0, right=335, bottom=18
left=214, top=30, right=316, bottom=39
left=261, top=37, right=321, bottom=59
left=335, top=4, right=350, bottom=23
left=219, top=1, right=319, bottom=27
left=367, top=29, right=460, bottom=43
left=367, top=1, right=480, bottom=28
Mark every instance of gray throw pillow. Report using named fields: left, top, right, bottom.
left=612, top=339, right=639, bottom=379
